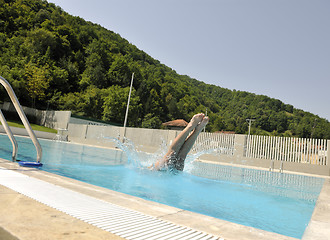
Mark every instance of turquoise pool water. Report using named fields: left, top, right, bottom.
left=0, top=135, right=324, bottom=239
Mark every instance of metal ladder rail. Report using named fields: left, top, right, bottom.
left=0, top=76, right=42, bottom=163
left=269, top=160, right=284, bottom=173
left=0, top=109, right=18, bottom=161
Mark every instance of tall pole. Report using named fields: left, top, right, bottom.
left=123, top=73, right=134, bottom=142
left=246, top=118, right=255, bottom=136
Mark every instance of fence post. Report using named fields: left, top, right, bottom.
left=327, top=140, right=330, bottom=165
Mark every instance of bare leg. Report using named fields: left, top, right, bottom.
left=167, top=113, right=204, bottom=154
left=153, top=113, right=204, bottom=170
left=174, top=117, right=209, bottom=170
left=177, top=116, right=209, bottom=160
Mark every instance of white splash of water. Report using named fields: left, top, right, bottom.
left=104, top=136, right=168, bottom=169
left=103, top=136, right=224, bottom=172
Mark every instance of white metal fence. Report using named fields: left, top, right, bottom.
left=192, top=132, right=236, bottom=155
left=245, top=135, right=328, bottom=165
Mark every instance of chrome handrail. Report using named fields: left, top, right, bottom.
left=0, top=76, right=42, bottom=163
left=269, top=159, right=274, bottom=172
left=0, top=109, right=18, bottom=161
left=269, top=158, right=283, bottom=173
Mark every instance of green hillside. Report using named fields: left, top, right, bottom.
left=1, top=0, right=329, bottom=139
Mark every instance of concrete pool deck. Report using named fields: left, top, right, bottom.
left=0, top=159, right=329, bottom=240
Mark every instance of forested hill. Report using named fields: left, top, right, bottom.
left=0, top=0, right=329, bottom=139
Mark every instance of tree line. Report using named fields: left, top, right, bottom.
left=0, top=0, right=329, bottom=139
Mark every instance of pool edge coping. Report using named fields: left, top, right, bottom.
left=302, top=177, right=330, bottom=240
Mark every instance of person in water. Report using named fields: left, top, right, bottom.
left=153, top=113, right=209, bottom=171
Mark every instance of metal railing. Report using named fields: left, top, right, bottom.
left=0, top=76, right=42, bottom=163
left=0, top=109, right=18, bottom=161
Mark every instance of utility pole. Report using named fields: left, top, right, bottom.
left=123, top=72, right=134, bottom=142
left=246, top=118, right=255, bottom=136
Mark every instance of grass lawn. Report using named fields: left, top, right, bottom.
left=0, top=120, right=57, bottom=133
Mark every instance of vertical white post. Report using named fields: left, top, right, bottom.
left=327, top=140, right=330, bottom=166
left=307, top=138, right=311, bottom=163
left=123, top=73, right=134, bottom=142
left=261, top=135, right=265, bottom=158
left=265, top=136, right=270, bottom=159
left=262, top=135, right=266, bottom=159
left=269, top=136, right=274, bottom=159
left=280, top=137, right=284, bottom=161
left=322, top=139, right=326, bottom=165
left=274, top=137, right=277, bottom=161
left=293, top=138, right=299, bottom=162
left=299, top=138, right=302, bottom=163
left=314, top=139, right=317, bottom=163
left=283, top=137, right=287, bottom=162
left=273, top=136, right=276, bottom=160
left=260, top=135, right=263, bottom=159
left=289, top=137, right=292, bottom=162
left=303, top=138, right=307, bottom=163
left=292, top=137, right=296, bottom=162
left=319, top=139, right=323, bottom=165
left=316, top=138, right=320, bottom=164
left=278, top=137, right=282, bottom=161
left=256, top=135, right=259, bottom=158
left=279, top=137, right=285, bottom=173
left=252, top=135, right=257, bottom=158
left=276, top=136, right=280, bottom=161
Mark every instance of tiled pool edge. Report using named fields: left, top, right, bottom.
left=0, top=159, right=299, bottom=240
left=0, top=167, right=224, bottom=240
left=0, top=184, right=125, bottom=240
left=302, top=178, right=330, bottom=240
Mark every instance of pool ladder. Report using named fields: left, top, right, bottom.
left=269, top=159, right=283, bottom=173
left=0, top=76, right=42, bottom=164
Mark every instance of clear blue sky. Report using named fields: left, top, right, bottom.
left=50, top=0, right=330, bottom=121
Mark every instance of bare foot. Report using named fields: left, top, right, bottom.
left=188, top=113, right=205, bottom=129
left=195, top=116, right=209, bottom=132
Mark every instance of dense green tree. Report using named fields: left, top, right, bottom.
left=0, top=0, right=329, bottom=138
left=141, top=113, right=162, bottom=129
left=24, top=62, right=50, bottom=107
left=102, top=85, right=141, bottom=126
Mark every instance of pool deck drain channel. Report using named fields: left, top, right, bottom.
left=0, top=168, right=223, bottom=240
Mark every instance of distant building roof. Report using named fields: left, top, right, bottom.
left=162, top=119, right=188, bottom=127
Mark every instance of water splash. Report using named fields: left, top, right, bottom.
left=103, top=136, right=224, bottom=172
left=184, top=148, right=219, bottom=173
left=104, top=136, right=168, bottom=169
left=104, top=137, right=139, bottom=167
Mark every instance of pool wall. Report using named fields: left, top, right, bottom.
left=67, top=123, right=330, bottom=176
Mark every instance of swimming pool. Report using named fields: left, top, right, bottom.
left=0, top=135, right=324, bottom=239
